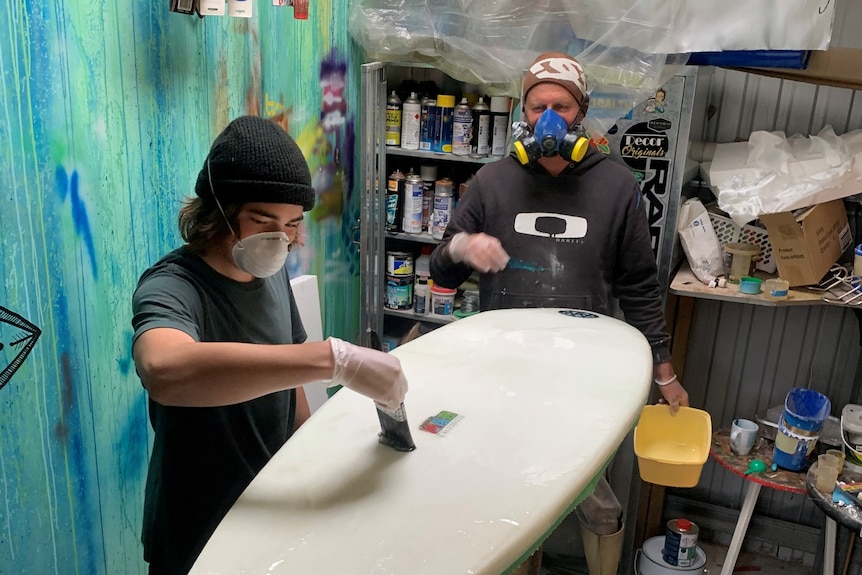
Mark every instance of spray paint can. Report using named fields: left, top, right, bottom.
left=663, top=518, right=699, bottom=567
left=400, top=92, right=421, bottom=151
left=431, top=178, right=454, bottom=240
left=402, top=174, right=424, bottom=234
left=470, top=97, right=491, bottom=157
left=386, top=169, right=405, bottom=233
left=452, top=97, right=473, bottom=156
left=419, top=96, right=437, bottom=152
left=385, top=91, right=402, bottom=147
left=420, top=164, right=438, bottom=232
left=489, top=96, right=512, bottom=157
left=433, top=95, right=455, bottom=153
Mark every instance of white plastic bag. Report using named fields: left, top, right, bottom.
left=677, top=198, right=725, bottom=283
left=711, top=126, right=862, bottom=226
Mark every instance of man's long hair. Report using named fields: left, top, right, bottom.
left=177, top=197, right=241, bottom=255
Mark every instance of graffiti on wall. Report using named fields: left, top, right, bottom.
left=0, top=306, right=41, bottom=390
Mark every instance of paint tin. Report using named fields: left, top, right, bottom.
left=386, top=251, right=414, bottom=276
left=431, top=178, right=454, bottom=240
left=401, top=174, right=424, bottom=234
left=662, top=518, right=699, bottom=567
left=386, top=169, right=405, bottom=233
left=385, top=274, right=414, bottom=310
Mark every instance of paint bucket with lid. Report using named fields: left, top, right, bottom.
left=636, top=536, right=707, bottom=575
left=773, top=387, right=831, bottom=471
left=430, top=285, right=456, bottom=317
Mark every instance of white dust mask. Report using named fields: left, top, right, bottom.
left=231, top=231, right=291, bottom=278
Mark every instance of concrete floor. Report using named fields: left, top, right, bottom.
left=698, top=540, right=815, bottom=575
left=538, top=512, right=817, bottom=574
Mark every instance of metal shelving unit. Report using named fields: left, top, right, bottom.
left=359, top=61, right=497, bottom=347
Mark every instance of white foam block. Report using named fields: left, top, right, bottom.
left=289, top=275, right=328, bottom=413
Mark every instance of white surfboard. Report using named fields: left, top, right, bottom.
left=191, top=308, right=653, bottom=575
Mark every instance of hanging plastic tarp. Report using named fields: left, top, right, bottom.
left=348, top=0, right=835, bottom=136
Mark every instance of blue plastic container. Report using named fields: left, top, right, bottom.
left=773, top=388, right=831, bottom=471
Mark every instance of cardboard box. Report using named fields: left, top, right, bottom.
left=759, top=199, right=853, bottom=287
left=734, top=48, right=862, bottom=92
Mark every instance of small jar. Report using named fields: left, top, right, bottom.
left=763, top=278, right=789, bottom=300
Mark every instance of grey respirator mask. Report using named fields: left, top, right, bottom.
left=511, top=108, right=590, bottom=166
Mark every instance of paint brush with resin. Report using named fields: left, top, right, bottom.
left=370, top=331, right=416, bottom=452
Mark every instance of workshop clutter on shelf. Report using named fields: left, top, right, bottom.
left=634, top=405, right=712, bottom=488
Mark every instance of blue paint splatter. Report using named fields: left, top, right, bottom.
left=56, top=167, right=98, bottom=279
left=508, top=258, right=550, bottom=273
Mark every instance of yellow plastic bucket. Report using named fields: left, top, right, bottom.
left=634, top=405, right=713, bottom=488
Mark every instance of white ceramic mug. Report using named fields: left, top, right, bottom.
left=730, top=418, right=759, bottom=456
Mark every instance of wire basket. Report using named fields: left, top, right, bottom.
left=707, top=212, right=776, bottom=273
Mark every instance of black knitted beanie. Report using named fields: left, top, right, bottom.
left=195, top=115, right=316, bottom=211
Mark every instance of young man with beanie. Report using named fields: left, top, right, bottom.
left=132, top=115, right=408, bottom=574
left=430, top=52, right=689, bottom=574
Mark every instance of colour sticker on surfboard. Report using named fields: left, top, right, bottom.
left=419, top=410, right=463, bottom=436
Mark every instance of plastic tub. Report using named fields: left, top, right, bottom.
left=634, top=406, right=712, bottom=488
left=723, top=242, right=760, bottom=283
left=763, top=278, right=789, bottom=300
left=430, top=284, right=456, bottom=317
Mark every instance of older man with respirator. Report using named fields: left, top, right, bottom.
left=431, top=52, right=689, bottom=575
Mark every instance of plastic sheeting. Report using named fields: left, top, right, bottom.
left=711, top=128, right=862, bottom=226
left=348, top=0, right=835, bottom=136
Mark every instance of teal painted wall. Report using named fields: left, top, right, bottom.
left=0, top=2, right=360, bottom=572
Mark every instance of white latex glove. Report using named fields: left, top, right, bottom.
left=328, top=337, right=407, bottom=411
left=448, top=232, right=510, bottom=273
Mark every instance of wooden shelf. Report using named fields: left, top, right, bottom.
left=669, top=262, right=826, bottom=307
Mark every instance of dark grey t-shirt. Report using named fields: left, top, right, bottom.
left=131, top=247, right=306, bottom=574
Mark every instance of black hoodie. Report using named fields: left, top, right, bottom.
left=430, top=148, right=671, bottom=364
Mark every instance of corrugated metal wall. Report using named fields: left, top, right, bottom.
left=672, top=0, right=862, bottom=564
